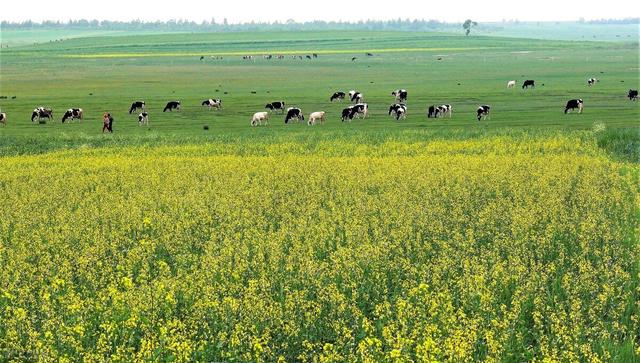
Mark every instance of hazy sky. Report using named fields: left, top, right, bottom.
left=0, top=0, right=635, bottom=23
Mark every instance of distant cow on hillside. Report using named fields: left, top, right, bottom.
left=522, top=80, right=535, bottom=89
left=341, top=103, right=368, bottom=121
left=388, top=103, right=407, bottom=120
left=31, top=107, right=53, bottom=122
left=348, top=90, right=363, bottom=103
left=129, top=101, right=145, bottom=114
left=265, top=101, right=286, bottom=113
left=628, top=89, right=638, bottom=100
left=308, top=111, right=326, bottom=125
left=564, top=99, right=584, bottom=114
left=476, top=105, right=491, bottom=121
left=284, top=107, right=304, bottom=124
left=163, top=101, right=181, bottom=112
left=507, top=80, right=516, bottom=88
left=0, top=112, right=6, bottom=126
left=251, top=111, right=269, bottom=126
left=587, top=78, right=598, bottom=86
left=392, top=89, right=408, bottom=103
left=330, top=91, right=346, bottom=102
left=202, top=98, right=222, bottom=109
left=62, top=108, right=83, bottom=123
left=138, top=111, right=149, bottom=125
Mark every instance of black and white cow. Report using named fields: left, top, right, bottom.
left=202, top=98, right=222, bottom=109
left=129, top=101, right=145, bottom=114
left=522, top=80, right=535, bottom=89
left=0, top=112, right=6, bottom=126
left=163, top=101, right=181, bottom=112
left=138, top=111, right=149, bottom=125
left=31, top=107, right=53, bottom=122
left=284, top=107, right=304, bottom=124
left=388, top=104, right=407, bottom=120
left=348, top=90, right=364, bottom=103
left=61, top=108, right=83, bottom=123
left=628, top=89, right=638, bottom=101
left=341, top=107, right=354, bottom=122
left=427, top=105, right=439, bottom=118
left=341, top=103, right=368, bottom=121
left=330, top=91, right=346, bottom=102
left=477, top=105, right=491, bottom=121
left=438, top=104, right=453, bottom=118
left=564, top=99, right=584, bottom=114
left=392, top=89, right=408, bottom=103
left=587, top=78, right=598, bottom=86
left=265, top=101, right=286, bottom=113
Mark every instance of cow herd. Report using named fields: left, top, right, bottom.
left=1, top=82, right=637, bottom=128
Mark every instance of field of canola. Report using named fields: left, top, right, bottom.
left=0, top=133, right=638, bottom=362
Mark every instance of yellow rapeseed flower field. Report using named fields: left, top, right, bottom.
left=0, top=136, right=638, bottom=362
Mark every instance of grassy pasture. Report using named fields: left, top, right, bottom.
left=0, top=30, right=637, bottom=155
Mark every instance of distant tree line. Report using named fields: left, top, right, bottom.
left=585, top=18, right=639, bottom=25
left=0, top=18, right=460, bottom=32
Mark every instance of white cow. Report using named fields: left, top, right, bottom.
left=308, top=111, right=326, bottom=125
left=251, top=111, right=269, bottom=126
left=0, top=112, right=6, bottom=126
left=507, top=80, right=516, bottom=88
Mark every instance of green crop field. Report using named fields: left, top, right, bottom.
left=0, top=29, right=639, bottom=361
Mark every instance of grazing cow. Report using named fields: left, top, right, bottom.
left=138, top=112, right=149, bottom=125
left=202, top=98, right=222, bottom=109
left=587, top=78, right=598, bottom=86
left=330, top=91, right=346, bottom=102
left=61, top=108, right=83, bottom=123
left=427, top=105, right=439, bottom=118
left=353, top=103, right=368, bottom=119
left=628, top=89, right=638, bottom=100
left=306, top=55, right=312, bottom=59
left=341, top=104, right=368, bottom=121
left=129, top=101, right=145, bottom=114
left=312, top=53, right=318, bottom=58
left=0, top=113, right=6, bottom=126
left=284, top=107, right=304, bottom=124
left=341, top=107, right=354, bottom=122
left=522, top=80, right=535, bottom=89
left=392, top=89, right=408, bottom=103
left=507, top=80, right=516, bottom=88
left=389, top=104, right=407, bottom=120
left=265, top=101, right=286, bottom=113
left=163, top=101, right=181, bottom=112
left=348, top=90, right=363, bottom=103
left=438, top=104, right=453, bottom=118
left=251, top=111, right=269, bottom=126
left=31, top=107, right=53, bottom=122
left=477, top=105, right=491, bottom=121
left=427, top=104, right=452, bottom=118
left=564, top=99, right=584, bottom=114
left=308, top=111, right=326, bottom=125
left=352, top=57, right=357, bottom=61
left=366, top=52, right=374, bottom=56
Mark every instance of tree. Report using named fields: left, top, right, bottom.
left=463, top=19, right=478, bottom=36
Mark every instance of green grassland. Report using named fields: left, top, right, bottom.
left=0, top=30, right=638, bottom=156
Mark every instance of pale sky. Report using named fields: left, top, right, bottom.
left=0, top=0, right=636, bottom=23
